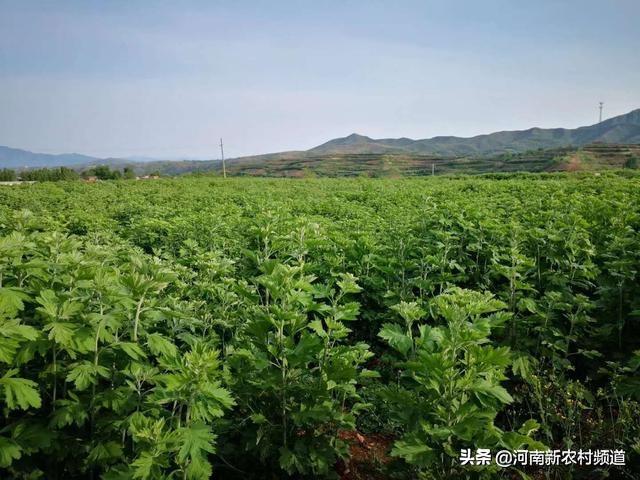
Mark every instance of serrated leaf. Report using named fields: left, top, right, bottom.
left=44, top=322, right=75, bottom=347
left=117, top=342, right=147, bottom=361
left=147, top=333, right=177, bottom=358
left=512, top=354, right=532, bottom=380
left=202, top=383, right=235, bottom=410
left=308, top=319, right=326, bottom=338
left=178, top=422, right=216, bottom=463
left=392, top=301, right=425, bottom=325
left=11, top=420, right=55, bottom=452
left=472, top=379, right=513, bottom=404
left=390, top=438, right=434, bottom=466
left=131, top=451, right=155, bottom=480
left=0, top=319, right=38, bottom=341
left=0, top=436, right=21, bottom=467
left=88, top=441, right=123, bottom=464
left=378, top=323, right=412, bottom=357
left=0, top=370, right=41, bottom=410
left=336, top=273, right=362, bottom=294
left=66, top=362, right=109, bottom=391
left=35, top=290, right=58, bottom=318
left=0, top=288, right=29, bottom=318
left=518, top=419, right=540, bottom=436
left=185, top=454, right=212, bottom=480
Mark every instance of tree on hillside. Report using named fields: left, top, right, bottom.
left=20, top=167, right=79, bottom=181
left=84, top=165, right=122, bottom=180
left=0, top=168, right=17, bottom=181
left=123, top=166, right=136, bottom=179
left=624, top=156, right=638, bottom=169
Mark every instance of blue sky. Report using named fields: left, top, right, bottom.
left=1, top=0, right=639, bottom=159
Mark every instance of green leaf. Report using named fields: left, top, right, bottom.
left=512, top=353, right=532, bottom=380
left=391, top=301, right=425, bottom=325
left=390, top=438, right=434, bottom=466
left=279, top=447, right=302, bottom=474
left=518, top=419, right=541, bottom=436
left=59, top=300, right=83, bottom=320
left=378, top=323, right=412, bottom=357
left=88, top=441, right=123, bottom=464
left=211, top=387, right=235, bottom=409
left=336, top=273, right=362, bottom=294
left=131, top=451, right=155, bottom=480
left=35, top=289, right=59, bottom=318
left=117, top=342, right=147, bottom=361
left=49, top=398, right=88, bottom=428
left=333, top=302, right=360, bottom=321
left=472, top=379, right=513, bottom=405
left=185, top=454, right=212, bottom=480
left=0, top=287, right=29, bottom=318
left=0, top=337, right=20, bottom=364
left=147, top=333, right=177, bottom=358
left=0, top=436, right=21, bottom=467
left=66, top=361, right=110, bottom=391
left=178, top=422, right=216, bottom=463
left=577, top=349, right=603, bottom=359
left=44, top=322, right=76, bottom=347
left=517, top=297, right=537, bottom=313
left=11, top=420, right=55, bottom=452
left=0, top=319, right=39, bottom=342
left=0, top=370, right=41, bottom=410
left=308, top=319, right=326, bottom=338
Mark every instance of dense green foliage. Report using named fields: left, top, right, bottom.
left=625, top=156, right=638, bottom=169
left=0, top=169, right=17, bottom=181
left=0, top=174, right=639, bottom=479
left=11, top=166, right=140, bottom=183
left=20, top=167, right=79, bottom=182
left=82, top=165, right=124, bottom=180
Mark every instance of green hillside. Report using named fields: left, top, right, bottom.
left=223, top=150, right=567, bottom=177
left=207, top=144, right=637, bottom=177
left=310, top=109, right=640, bottom=156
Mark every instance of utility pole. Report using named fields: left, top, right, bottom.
left=599, top=102, right=604, bottom=123
left=432, top=163, right=435, bottom=176
left=220, top=138, right=226, bottom=178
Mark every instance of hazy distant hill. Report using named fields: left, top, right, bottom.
left=1, top=108, right=639, bottom=172
left=0, top=146, right=101, bottom=169
left=309, top=109, right=640, bottom=156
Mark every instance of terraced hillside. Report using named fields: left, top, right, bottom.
left=11, top=144, right=633, bottom=178
left=218, top=143, right=638, bottom=177
left=548, top=143, right=640, bottom=172
left=223, top=148, right=571, bottom=177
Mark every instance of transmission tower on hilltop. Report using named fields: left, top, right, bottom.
left=599, top=102, right=604, bottom=123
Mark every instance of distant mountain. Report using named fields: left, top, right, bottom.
left=309, top=109, right=640, bottom=156
left=0, top=146, right=100, bottom=169
left=2, top=108, right=639, bottom=171
left=0, top=147, right=185, bottom=170
left=123, top=156, right=166, bottom=162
